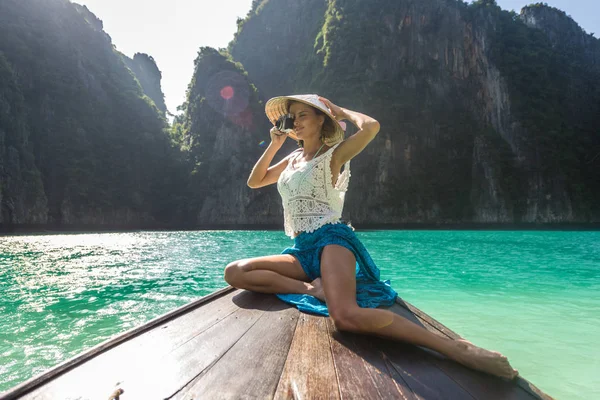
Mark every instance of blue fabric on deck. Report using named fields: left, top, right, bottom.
left=276, top=223, right=398, bottom=316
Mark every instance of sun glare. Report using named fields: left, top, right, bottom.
left=220, top=85, right=234, bottom=100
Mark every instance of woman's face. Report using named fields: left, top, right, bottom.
left=289, top=102, right=325, bottom=141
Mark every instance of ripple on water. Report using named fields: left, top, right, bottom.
left=0, top=230, right=599, bottom=399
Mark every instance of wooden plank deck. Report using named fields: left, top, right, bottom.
left=0, top=287, right=554, bottom=400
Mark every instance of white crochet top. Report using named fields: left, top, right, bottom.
left=277, top=143, right=351, bottom=238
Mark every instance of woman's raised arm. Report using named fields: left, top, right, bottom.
left=247, top=127, right=294, bottom=188
left=319, top=97, right=380, bottom=165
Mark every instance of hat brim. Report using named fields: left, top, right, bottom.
left=265, top=95, right=345, bottom=145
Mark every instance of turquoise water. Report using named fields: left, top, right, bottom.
left=1, top=230, right=599, bottom=398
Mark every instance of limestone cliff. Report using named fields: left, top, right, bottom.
left=2, top=0, right=599, bottom=229
left=123, top=53, right=168, bottom=115
left=0, top=0, right=184, bottom=229
left=0, top=53, right=47, bottom=224
left=210, top=0, right=599, bottom=224
left=178, top=48, right=285, bottom=225
left=521, top=4, right=600, bottom=66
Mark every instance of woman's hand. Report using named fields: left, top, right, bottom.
left=269, top=126, right=288, bottom=147
left=319, top=97, right=346, bottom=120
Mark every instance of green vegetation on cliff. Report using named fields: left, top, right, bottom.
left=226, top=0, right=600, bottom=222
left=229, top=0, right=329, bottom=98
left=470, top=0, right=600, bottom=217
left=1, top=0, right=598, bottom=228
left=173, top=47, right=278, bottom=224
left=0, top=52, right=47, bottom=224
left=0, top=0, right=186, bottom=227
left=123, top=53, right=168, bottom=115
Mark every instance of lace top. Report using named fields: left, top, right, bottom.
left=277, top=142, right=351, bottom=238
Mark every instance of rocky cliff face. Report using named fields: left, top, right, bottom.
left=2, top=0, right=598, bottom=229
left=229, top=0, right=519, bottom=223
left=521, top=4, right=600, bottom=66
left=230, top=0, right=328, bottom=98
left=123, top=53, right=168, bottom=114
left=179, top=48, right=285, bottom=225
left=517, top=4, right=600, bottom=221
left=189, top=0, right=598, bottom=224
left=0, top=53, right=47, bottom=224
left=0, top=0, right=182, bottom=229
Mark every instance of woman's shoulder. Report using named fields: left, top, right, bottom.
left=278, top=148, right=302, bottom=168
left=329, top=141, right=346, bottom=163
left=286, top=148, right=303, bottom=159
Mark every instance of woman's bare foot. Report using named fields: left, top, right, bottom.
left=447, top=340, right=518, bottom=379
left=309, top=278, right=326, bottom=302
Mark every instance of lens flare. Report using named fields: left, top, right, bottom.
left=259, top=140, right=266, bottom=147
left=204, top=71, right=252, bottom=128
left=220, top=86, right=234, bottom=100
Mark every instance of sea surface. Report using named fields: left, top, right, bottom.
left=1, top=230, right=598, bottom=398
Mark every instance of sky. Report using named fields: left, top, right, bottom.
left=73, top=0, right=599, bottom=115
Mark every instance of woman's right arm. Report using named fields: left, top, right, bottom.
left=247, top=127, right=293, bottom=188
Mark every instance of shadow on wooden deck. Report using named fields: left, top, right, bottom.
left=0, top=287, right=554, bottom=400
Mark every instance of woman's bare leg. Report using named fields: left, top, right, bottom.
left=320, top=244, right=518, bottom=380
left=224, top=254, right=324, bottom=299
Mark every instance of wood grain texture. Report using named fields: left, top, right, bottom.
left=377, top=341, right=476, bottom=400
left=391, top=299, right=550, bottom=400
left=4, top=290, right=551, bottom=400
left=274, top=314, right=340, bottom=400
left=428, top=355, right=533, bottom=400
left=18, top=290, right=275, bottom=400
left=2, top=286, right=237, bottom=400
left=395, top=298, right=462, bottom=340
left=326, top=319, right=420, bottom=400
left=173, top=302, right=298, bottom=400
left=120, top=293, right=278, bottom=399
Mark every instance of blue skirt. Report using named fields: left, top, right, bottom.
left=276, top=223, right=398, bottom=316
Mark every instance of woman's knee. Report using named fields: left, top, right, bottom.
left=224, top=259, right=247, bottom=287
left=329, top=306, right=362, bottom=332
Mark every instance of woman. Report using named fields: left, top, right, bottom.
left=224, top=94, right=518, bottom=380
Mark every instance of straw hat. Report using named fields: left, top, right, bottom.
left=264, top=94, right=345, bottom=146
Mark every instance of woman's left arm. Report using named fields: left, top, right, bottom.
left=319, top=97, right=380, bottom=165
